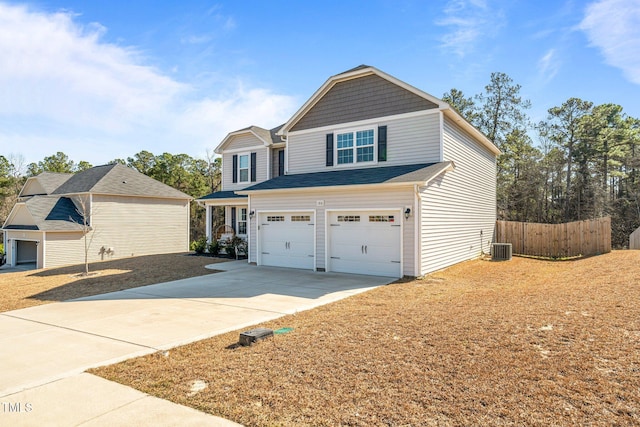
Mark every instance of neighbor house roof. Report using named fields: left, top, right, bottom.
left=19, top=172, right=73, bottom=197
left=3, top=196, right=86, bottom=232
left=237, top=162, right=454, bottom=193
left=52, top=163, right=191, bottom=199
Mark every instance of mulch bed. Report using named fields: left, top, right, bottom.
left=92, top=251, right=640, bottom=426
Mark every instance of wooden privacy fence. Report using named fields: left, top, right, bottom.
left=495, top=217, right=611, bottom=258
left=630, top=226, right=640, bottom=250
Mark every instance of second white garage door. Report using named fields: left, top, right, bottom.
left=259, top=212, right=315, bottom=270
left=327, top=210, right=402, bottom=277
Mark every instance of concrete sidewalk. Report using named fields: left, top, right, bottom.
left=0, top=261, right=393, bottom=426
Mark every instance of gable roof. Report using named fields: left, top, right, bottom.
left=215, top=124, right=284, bottom=154
left=279, top=65, right=500, bottom=156
left=281, top=65, right=446, bottom=134
left=3, top=196, right=86, bottom=232
left=237, top=162, right=454, bottom=194
left=52, top=163, right=191, bottom=199
left=19, top=172, right=73, bottom=197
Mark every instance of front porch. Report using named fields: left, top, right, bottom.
left=198, top=191, right=249, bottom=247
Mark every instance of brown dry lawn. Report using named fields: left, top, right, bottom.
left=0, top=253, right=227, bottom=312
left=92, top=251, right=640, bottom=426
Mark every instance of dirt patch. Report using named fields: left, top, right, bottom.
left=92, top=251, right=640, bottom=426
left=0, top=253, right=228, bottom=312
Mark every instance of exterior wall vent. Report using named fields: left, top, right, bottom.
left=491, top=243, right=512, bottom=261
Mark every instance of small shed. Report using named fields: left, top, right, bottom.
left=630, top=226, right=640, bottom=249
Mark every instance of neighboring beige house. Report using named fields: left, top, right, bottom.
left=2, top=164, right=191, bottom=269
left=198, top=65, right=500, bottom=278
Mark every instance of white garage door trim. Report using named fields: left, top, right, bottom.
left=257, top=210, right=316, bottom=270
left=325, top=208, right=403, bottom=278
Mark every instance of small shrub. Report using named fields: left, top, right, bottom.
left=208, top=240, right=220, bottom=256
left=191, top=237, right=207, bottom=254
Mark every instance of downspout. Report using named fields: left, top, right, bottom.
left=41, top=232, right=46, bottom=269
left=247, top=197, right=252, bottom=264
left=414, top=184, right=423, bottom=277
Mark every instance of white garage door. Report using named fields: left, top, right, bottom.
left=328, top=210, right=402, bottom=277
left=259, top=212, right=315, bottom=270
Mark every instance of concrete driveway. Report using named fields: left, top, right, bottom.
left=0, top=260, right=394, bottom=426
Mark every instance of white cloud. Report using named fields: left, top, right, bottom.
left=537, top=49, right=560, bottom=83
left=579, top=0, right=640, bottom=84
left=437, top=0, right=505, bottom=58
left=0, top=3, right=295, bottom=164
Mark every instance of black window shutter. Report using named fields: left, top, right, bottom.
left=378, top=126, right=387, bottom=162
left=231, top=207, right=237, bottom=232
left=232, top=155, right=238, bottom=183
left=326, top=134, right=334, bottom=166
left=250, top=152, right=257, bottom=182
left=278, top=150, right=285, bottom=176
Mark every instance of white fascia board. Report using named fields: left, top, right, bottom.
left=442, top=109, right=501, bottom=155
left=237, top=181, right=427, bottom=197
left=2, top=202, right=30, bottom=229
left=237, top=163, right=455, bottom=197
left=220, top=145, right=270, bottom=155
left=214, top=129, right=272, bottom=154
left=279, top=66, right=449, bottom=135
left=196, top=198, right=248, bottom=206
left=286, top=109, right=440, bottom=137
left=17, top=177, right=38, bottom=197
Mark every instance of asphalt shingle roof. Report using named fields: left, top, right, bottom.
left=52, top=163, right=191, bottom=199
left=34, top=172, right=73, bottom=194
left=198, top=190, right=247, bottom=200
left=6, top=196, right=86, bottom=231
left=241, top=162, right=453, bottom=192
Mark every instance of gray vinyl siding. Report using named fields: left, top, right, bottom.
left=248, top=186, right=416, bottom=276
left=44, top=196, right=189, bottom=268
left=225, top=134, right=265, bottom=151
left=420, top=116, right=496, bottom=274
left=271, top=148, right=284, bottom=178
left=287, top=112, right=441, bottom=175
left=291, top=74, right=438, bottom=131
left=222, top=147, right=269, bottom=191
left=45, top=232, right=89, bottom=268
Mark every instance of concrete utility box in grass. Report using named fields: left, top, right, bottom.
left=239, top=328, right=274, bottom=346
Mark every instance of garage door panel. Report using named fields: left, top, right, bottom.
left=328, top=210, right=401, bottom=278
left=259, top=212, right=314, bottom=270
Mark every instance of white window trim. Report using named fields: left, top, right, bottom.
left=237, top=207, right=248, bottom=236
left=238, top=153, right=250, bottom=183
left=333, top=126, right=378, bottom=168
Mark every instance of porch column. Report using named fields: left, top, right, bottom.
left=205, top=204, right=212, bottom=243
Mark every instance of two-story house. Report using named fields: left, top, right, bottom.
left=198, top=65, right=499, bottom=278
left=2, top=164, right=191, bottom=269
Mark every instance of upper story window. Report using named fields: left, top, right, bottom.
left=326, top=125, right=387, bottom=167
left=356, top=130, right=374, bottom=162
left=232, top=152, right=256, bottom=184
left=336, top=129, right=375, bottom=165
left=337, top=133, right=354, bottom=164
left=238, top=154, right=249, bottom=182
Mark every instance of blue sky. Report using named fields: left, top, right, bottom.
left=1, top=0, right=639, bottom=166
